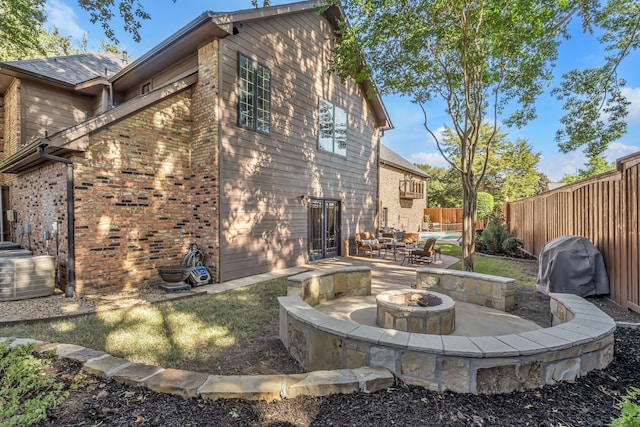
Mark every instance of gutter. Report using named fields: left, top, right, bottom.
left=37, top=143, right=76, bottom=298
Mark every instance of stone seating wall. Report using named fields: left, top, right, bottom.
left=279, top=267, right=616, bottom=394
left=415, top=267, right=515, bottom=312
left=286, top=266, right=371, bottom=305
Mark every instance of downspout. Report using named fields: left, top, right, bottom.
left=37, top=143, right=75, bottom=298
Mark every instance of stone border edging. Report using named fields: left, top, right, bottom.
left=0, top=336, right=395, bottom=402
left=279, top=268, right=616, bottom=394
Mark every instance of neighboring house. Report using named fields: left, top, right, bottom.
left=0, top=1, right=391, bottom=294
left=379, top=144, right=430, bottom=233
left=546, top=182, right=566, bottom=192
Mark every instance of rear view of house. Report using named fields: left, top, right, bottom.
left=0, top=1, right=391, bottom=294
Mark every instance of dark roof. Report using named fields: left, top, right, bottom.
left=380, top=144, right=430, bottom=179
left=2, top=52, right=128, bottom=85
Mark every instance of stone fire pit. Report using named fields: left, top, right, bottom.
left=376, top=289, right=455, bottom=334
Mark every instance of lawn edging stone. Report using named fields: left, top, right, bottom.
left=1, top=336, right=394, bottom=402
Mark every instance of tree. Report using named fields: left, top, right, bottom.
left=324, top=0, right=638, bottom=271
left=3, top=0, right=274, bottom=56
left=554, top=1, right=640, bottom=161
left=0, top=0, right=46, bottom=59
left=560, top=153, right=615, bottom=183
left=476, top=192, right=494, bottom=227
left=416, top=164, right=462, bottom=208
left=0, top=25, right=90, bottom=61
left=440, top=124, right=543, bottom=203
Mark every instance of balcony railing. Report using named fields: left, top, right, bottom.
left=399, top=179, right=424, bottom=199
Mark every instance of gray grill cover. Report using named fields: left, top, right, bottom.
left=536, top=235, right=610, bottom=296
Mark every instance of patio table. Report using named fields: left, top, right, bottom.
left=385, top=241, right=406, bottom=261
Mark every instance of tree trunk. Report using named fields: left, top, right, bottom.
left=461, top=173, right=477, bottom=271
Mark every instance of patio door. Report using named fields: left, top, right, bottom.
left=309, top=199, right=340, bottom=261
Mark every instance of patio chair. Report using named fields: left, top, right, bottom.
left=355, top=232, right=387, bottom=258
left=413, top=238, right=437, bottom=263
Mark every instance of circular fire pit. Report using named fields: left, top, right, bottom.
left=376, top=289, right=455, bottom=334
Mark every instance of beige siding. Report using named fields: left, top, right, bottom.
left=217, top=10, right=380, bottom=281
left=122, top=54, right=198, bottom=102
left=380, top=165, right=427, bottom=232
left=21, top=82, right=95, bottom=143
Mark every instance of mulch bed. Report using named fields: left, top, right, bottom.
left=31, top=326, right=639, bottom=426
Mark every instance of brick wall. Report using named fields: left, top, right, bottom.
left=6, top=162, right=68, bottom=258
left=189, top=40, right=220, bottom=282
left=3, top=79, right=20, bottom=156
left=379, top=165, right=426, bottom=233
left=70, top=91, right=193, bottom=292
left=0, top=95, right=4, bottom=155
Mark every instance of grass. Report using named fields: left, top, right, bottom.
left=438, top=243, right=537, bottom=288
left=0, top=342, right=69, bottom=426
left=0, top=252, right=537, bottom=374
left=0, top=278, right=288, bottom=373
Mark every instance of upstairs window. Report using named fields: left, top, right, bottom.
left=238, top=53, right=271, bottom=133
left=318, top=99, right=347, bottom=156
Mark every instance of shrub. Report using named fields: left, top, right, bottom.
left=480, top=214, right=525, bottom=257
left=502, top=236, right=524, bottom=256
left=612, top=387, right=640, bottom=427
left=0, top=341, right=68, bottom=426
left=481, top=215, right=511, bottom=253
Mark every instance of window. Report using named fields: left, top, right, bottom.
left=141, top=82, right=151, bottom=94
left=238, top=53, right=271, bottom=133
left=318, top=99, right=347, bottom=156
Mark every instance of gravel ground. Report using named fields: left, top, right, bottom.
left=0, top=283, right=200, bottom=324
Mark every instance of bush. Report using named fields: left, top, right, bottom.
left=0, top=341, right=68, bottom=426
left=612, top=387, right=640, bottom=427
left=480, top=214, right=524, bottom=257
left=502, top=236, right=524, bottom=256
left=481, top=215, right=511, bottom=253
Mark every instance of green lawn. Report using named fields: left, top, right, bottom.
left=0, top=278, right=288, bottom=373
left=438, top=243, right=537, bottom=288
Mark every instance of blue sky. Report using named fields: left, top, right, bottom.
left=45, top=0, right=640, bottom=181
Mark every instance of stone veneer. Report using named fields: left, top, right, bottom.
left=415, top=267, right=515, bottom=312
left=376, top=290, right=455, bottom=335
left=286, top=266, right=372, bottom=306
left=279, top=267, right=616, bottom=394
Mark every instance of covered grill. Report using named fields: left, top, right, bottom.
left=536, top=235, right=609, bottom=297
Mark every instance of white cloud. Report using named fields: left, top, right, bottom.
left=409, top=151, right=450, bottom=168
left=621, top=87, right=640, bottom=125
left=605, top=142, right=640, bottom=162
left=45, top=0, right=86, bottom=40
left=539, top=142, right=640, bottom=182
left=539, top=151, right=587, bottom=182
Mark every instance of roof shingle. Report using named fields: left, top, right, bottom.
left=2, top=52, right=128, bottom=85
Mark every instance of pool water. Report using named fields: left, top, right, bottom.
left=418, top=232, right=461, bottom=241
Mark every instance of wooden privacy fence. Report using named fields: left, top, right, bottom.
left=504, top=151, right=640, bottom=315
left=424, top=207, right=463, bottom=224
left=424, top=207, right=482, bottom=229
